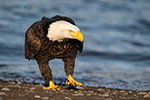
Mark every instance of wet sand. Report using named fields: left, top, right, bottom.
left=0, top=80, right=150, bottom=100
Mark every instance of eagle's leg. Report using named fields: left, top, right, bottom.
left=37, top=61, right=60, bottom=90
left=63, top=58, right=82, bottom=87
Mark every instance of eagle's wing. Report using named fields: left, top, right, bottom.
left=69, top=39, right=83, bottom=53
left=25, top=27, right=41, bottom=60
left=75, top=40, right=83, bottom=53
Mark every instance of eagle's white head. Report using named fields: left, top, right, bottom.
left=47, top=21, right=83, bottom=42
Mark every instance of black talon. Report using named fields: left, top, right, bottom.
left=66, top=79, right=69, bottom=82
left=74, top=82, right=77, bottom=86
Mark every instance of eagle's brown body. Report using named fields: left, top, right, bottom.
left=25, top=15, right=83, bottom=84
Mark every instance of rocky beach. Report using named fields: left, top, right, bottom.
left=0, top=80, right=150, bottom=100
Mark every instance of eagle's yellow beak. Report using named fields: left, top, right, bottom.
left=71, top=31, right=83, bottom=42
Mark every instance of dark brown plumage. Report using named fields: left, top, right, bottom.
left=25, top=15, right=83, bottom=84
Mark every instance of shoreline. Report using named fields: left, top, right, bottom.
left=0, top=80, right=150, bottom=100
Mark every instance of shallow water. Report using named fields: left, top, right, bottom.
left=0, top=0, right=150, bottom=91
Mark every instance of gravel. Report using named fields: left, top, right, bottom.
left=0, top=80, right=150, bottom=100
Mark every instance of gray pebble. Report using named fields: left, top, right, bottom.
left=10, top=82, right=16, bottom=84
left=8, top=84, right=20, bottom=88
left=0, top=92, right=6, bottom=95
left=98, top=93, right=109, bottom=97
left=76, top=86, right=84, bottom=90
left=119, top=96, right=127, bottom=99
left=41, top=97, right=49, bottom=100
left=89, top=91, right=93, bottom=93
left=129, top=91, right=132, bottom=94
left=133, top=94, right=137, bottom=97
left=72, top=93, right=84, bottom=96
left=144, top=92, right=150, bottom=98
left=75, top=91, right=78, bottom=94
left=86, top=93, right=92, bottom=96
left=93, top=93, right=97, bottom=95
left=64, top=97, right=72, bottom=100
left=105, top=98, right=112, bottom=100
left=113, top=90, right=118, bottom=95
left=2, top=87, right=10, bottom=91
left=122, top=92, right=129, bottom=96
left=139, top=91, right=147, bottom=95
left=136, top=90, right=139, bottom=92
left=17, top=82, right=21, bottom=84
left=97, top=88, right=102, bottom=91
left=34, top=95, right=40, bottom=98
left=78, top=90, right=82, bottom=93
left=25, top=89, right=29, bottom=92
left=30, top=87, right=36, bottom=91
left=120, top=90, right=125, bottom=93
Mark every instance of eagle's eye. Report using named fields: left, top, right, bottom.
left=69, top=29, right=73, bottom=33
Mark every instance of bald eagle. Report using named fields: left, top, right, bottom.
left=25, top=15, right=84, bottom=90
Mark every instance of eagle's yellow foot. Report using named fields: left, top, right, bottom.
left=43, top=81, right=60, bottom=91
left=66, top=74, right=82, bottom=86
